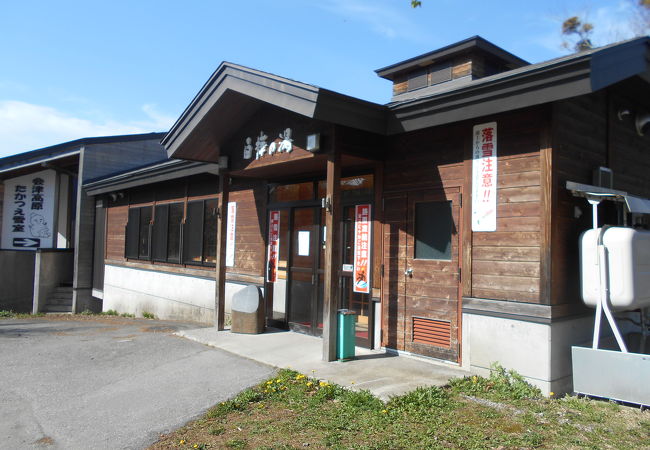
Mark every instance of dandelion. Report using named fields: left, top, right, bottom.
left=550, top=391, right=555, bottom=397
left=276, top=379, right=281, bottom=383
left=193, top=445, right=198, bottom=449
left=306, top=382, right=313, bottom=387
left=180, top=440, right=186, bottom=445
left=319, top=381, right=329, bottom=387
left=266, top=381, right=273, bottom=385
left=295, top=374, right=305, bottom=380
left=381, top=409, right=388, bottom=414
left=350, top=381, right=355, bottom=385
left=472, top=376, right=478, bottom=384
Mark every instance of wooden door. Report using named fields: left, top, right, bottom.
left=382, top=188, right=462, bottom=362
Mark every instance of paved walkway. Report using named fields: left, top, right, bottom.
left=177, top=327, right=472, bottom=400
left=0, top=317, right=274, bottom=450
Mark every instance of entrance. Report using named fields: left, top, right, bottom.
left=287, top=206, right=325, bottom=336
left=265, top=175, right=375, bottom=346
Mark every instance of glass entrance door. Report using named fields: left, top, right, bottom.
left=287, top=207, right=324, bottom=336
left=341, top=205, right=373, bottom=348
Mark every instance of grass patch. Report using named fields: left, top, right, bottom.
left=102, top=309, right=119, bottom=316
left=142, top=311, right=155, bottom=319
left=0, top=310, right=44, bottom=319
left=149, top=368, right=649, bottom=450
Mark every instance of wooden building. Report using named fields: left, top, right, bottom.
left=91, top=36, right=650, bottom=394
left=0, top=133, right=167, bottom=313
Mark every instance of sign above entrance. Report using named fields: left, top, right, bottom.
left=1, top=169, right=57, bottom=250
left=245, top=128, right=294, bottom=160
left=471, top=122, right=498, bottom=232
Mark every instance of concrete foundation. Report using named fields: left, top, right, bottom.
left=103, top=265, right=259, bottom=323
left=461, top=312, right=596, bottom=396
left=0, top=250, right=36, bottom=312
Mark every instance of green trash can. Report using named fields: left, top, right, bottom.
left=337, top=309, right=357, bottom=361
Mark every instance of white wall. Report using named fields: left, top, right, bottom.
left=103, top=264, right=258, bottom=324
left=462, top=313, right=595, bottom=396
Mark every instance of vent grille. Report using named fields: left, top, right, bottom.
left=413, top=317, right=451, bottom=348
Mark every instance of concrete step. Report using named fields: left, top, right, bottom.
left=44, top=304, right=73, bottom=313
left=47, top=298, right=73, bottom=306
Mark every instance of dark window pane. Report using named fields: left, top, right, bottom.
left=203, top=199, right=218, bottom=264
left=138, top=207, right=152, bottom=259
left=167, top=203, right=183, bottom=262
left=429, top=62, right=452, bottom=85
left=125, top=208, right=140, bottom=259
left=415, top=201, right=452, bottom=260
left=407, top=68, right=428, bottom=91
left=183, top=201, right=204, bottom=264
left=188, top=174, right=218, bottom=197
left=152, top=204, right=169, bottom=261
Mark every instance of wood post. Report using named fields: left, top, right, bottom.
left=215, top=173, right=230, bottom=330
left=322, top=150, right=341, bottom=361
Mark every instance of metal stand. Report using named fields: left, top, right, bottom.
left=588, top=199, right=627, bottom=352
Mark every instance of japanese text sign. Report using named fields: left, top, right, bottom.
left=267, top=210, right=281, bottom=282
left=353, top=204, right=372, bottom=294
left=225, top=202, right=237, bottom=267
left=2, top=169, right=57, bottom=249
left=472, top=122, right=498, bottom=232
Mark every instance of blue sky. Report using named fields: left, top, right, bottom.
left=0, top=0, right=641, bottom=157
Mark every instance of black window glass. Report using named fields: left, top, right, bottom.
left=152, top=204, right=169, bottom=261
left=138, top=207, right=152, bottom=258
left=125, top=208, right=140, bottom=259
left=167, top=203, right=183, bottom=262
left=415, top=201, right=452, bottom=260
left=184, top=201, right=204, bottom=264
left=202, top=199, right=218, bottom=264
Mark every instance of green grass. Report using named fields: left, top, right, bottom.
left=0, top=310, right=44, bottom=319
left=149, top=367, right=649, bottom=450
left=142, top=311, right=156, bottom=319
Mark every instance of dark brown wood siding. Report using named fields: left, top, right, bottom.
left=551, top=83, right=650, bottom=306
left=226, top=180, right=267, bottom=279
left=381, top=108, right=549, bottom=359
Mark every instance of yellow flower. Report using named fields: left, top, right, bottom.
left=193, top=445, right=198, bottom=449
left=266, top=381, right=272, bottom=385
left=276, top=379, right=281, bottom=383
left=472, top=376, right=478, bottom=384
left=179, top=440, right=186, bottom=445
left=319, top=381, right=329, bottom=387
left=381, top=409, right=388, bottom=414
left=350, top=381, right=355, bottom=385
left=306, top=382, right=313, bottom=387
left=295, top=374, right=305, bottom=380
left=550, top=391, right=555, bottom=397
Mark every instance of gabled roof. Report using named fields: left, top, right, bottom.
left=388, top=36, right=650, bottom=133
left=163, top=37, right=650, bottom=162
left=375, top=35, right=529, bottom=81
left=162, top=62, right=387, bottom=161
left=0, top=132, right=166, bottom=175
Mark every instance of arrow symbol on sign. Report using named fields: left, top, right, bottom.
left=13, top=238, right=41, bottom=247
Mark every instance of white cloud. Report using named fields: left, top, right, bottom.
left=319, top=0, right=431, bottom=42
left=0, top=101, right=175, bottom=158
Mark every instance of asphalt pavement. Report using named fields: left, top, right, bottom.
left=0, top=316, right=275, bottom=449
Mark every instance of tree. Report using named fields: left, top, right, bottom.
left=561, top=16, right=594, bottom=52
left=562, top=1, right=649, bottom=53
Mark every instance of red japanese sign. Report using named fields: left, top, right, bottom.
left=353, top=204, right=372, bottom=294
left=267, top=210, right=281, bottom=282
left=472, top=122, right=498, bottom=231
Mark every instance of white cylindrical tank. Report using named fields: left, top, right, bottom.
left=580, top=227, right=650, bottom=311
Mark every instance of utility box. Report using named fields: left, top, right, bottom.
left=580, top=227, right=650, bottom=310
left=337, top=309, right=357, bottom=361
left=231, top=285, right=265, bottom=334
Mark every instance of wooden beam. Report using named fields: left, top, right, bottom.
left=322, top=149, right=342, bottom=361
left=215, top=173, right=230, bottom=330
left=539, top=112, right=553, bottom=305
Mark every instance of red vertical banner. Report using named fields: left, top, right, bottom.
left=267, top=210, right=281, bottom=282
left=353, top=204, right=372, bottom=294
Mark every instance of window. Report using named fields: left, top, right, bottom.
left=124, top=198, right=217, bottom=267
left=151, top=202, right=183, bottom=263
left=414, top=201, right=452, bottom=260
left=125, top=206, right=152, bottom=259
left=183, top=199, right=217, bottom=266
